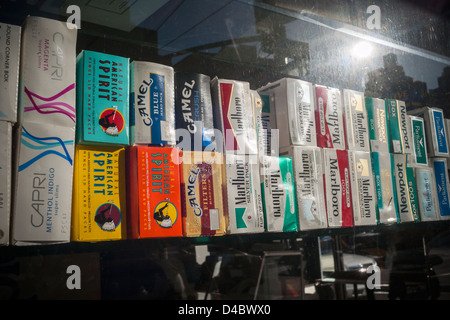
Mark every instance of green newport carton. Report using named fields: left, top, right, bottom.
left=387, top=99, right=413, bottom=154
left=366, top=97, right=390, bottom=153
left=393, top=154, right=420, bottom=222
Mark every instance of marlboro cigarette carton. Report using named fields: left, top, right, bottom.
left=12, top=122, right=75, bottom=245
left=180, top=151, right=227, bottom=237
left=0, top=121, right=12, bottom=245
left=348, top=151, right=377, bottom=226
left=261, top=156, right=299, bottom=232
left=0, top=23, right=21, bottom=123
left=314, top=85, right=346, bottom=150
left=415, top=167, right=440, bottom=221
left=393, top=154, right=420, bottom=222
left=18, top=16, right=77, bottom=127
left=127, top=146, right=182, bottom=238
left=343, top=90, right=370, bottom=152
left=130, top=61, right=176, bottom=146
left=387, top=99, right=413, bottom=154
left=71, top=145, right=126, bottom=242
left=323, top=149, right=353, bottom=227
left=258, top=78, right=316, bottom=148
left=225, top=154, right=264, bottom=234
left=431, top=158, right=450, bottom=220
left=410, top=115, right=428, bottom=166
left=371, top=151, right=399, bottom=224
left=211, top=77, right=257, bottom=155
left=255, top=91, right=278, bottom=160
left=76, top=50, right=129, bottom=146
left=174, top=72, right=214, bottom=151
left=366, top=97, right=389, bottom=153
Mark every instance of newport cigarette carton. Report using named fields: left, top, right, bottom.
left=0, top=23, right=21, bottom=123
left=76, top=50, right=129, bottom=146
left=343, top=89, right=370, bottom=152
left=258, top=78, right=316, bottom=148
left=127, top=146, right=182, bottom=238
left=180, top=151, right=227, bottom=237
left=130, top=61, right=175, bottom=146
left=71, top=145, right=126, bottom=242
left=431, top=158, right=450, bottom=220
left=12, top=122, right=75, bottom=245
left=415, top=167, right=440, bottom=221
left=18, top=16, right=77, bottom=127
left=0, top=121, right=12, bottom=245
left=211, top=77, right=257, bottom=155
left=348, top=151, right=377, bottom=226
left=366, top=97, right=389, bottom=153
left=371, top=151, right=399, bottom=224
left=261, top=156, right=298, bottom=232
left=410, top=115, right=428, bottom=166
left=387, top=99, right=413, bottom=154
left=225, top=154, right=264, bottom=234
left=314, top=85, right=346, bottom=150
left=174, top=72, right=214, bottom=151
left=323, top=148, right=353, bottom=227
left=393, top=154, right=420, bottom=222
left=280, top=146, right=327, bottom=230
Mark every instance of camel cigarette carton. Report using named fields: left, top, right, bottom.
left=415, top=167, right=440, bottom=221
left=431, top=158, right=450, bottom=220
left=0, top=121, right=12, bottom=245
left=387, top=99, right=413, bottom=154
left=366, top=97, right=389, bottom=153
left=393, top=154, right=420, bottom=222
left=410, top=115, right=428, bottom=166
left=343, top=90, right=370, bottom=152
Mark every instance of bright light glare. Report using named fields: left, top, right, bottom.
left=352, top=41, right=373, bottom=58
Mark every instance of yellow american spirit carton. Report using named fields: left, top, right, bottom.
left=72, top=145, right=126, bottom=241
left=366, top=97, right=389, bottom=153
left=0, top=121, right=13, bottom=245
left=343, top=90, right=370, bottom=152
left=387, top=99, right=413, bottom=154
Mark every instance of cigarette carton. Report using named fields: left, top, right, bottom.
left=348, top=151, right=377, bottom=226
left=323, top=149, right=353, bottom=227
left=174, top=72, right=214, bottom=151
left=415, top=167, right=440, bottom=221
left=258, top=78, right=316, bottom=148
left=71, top=145, right=126, bottom=242
left=0, top=23, right=21, bottom=123
left=371, top=151, right=399, bottom=224
left=211, top=78, right=257, bottom=155
left=393, top=154, right=420, bottom=222
left=18, top=16, right=77, bottom=127
left=387, top=99, right=413, bottom=154
left=180, top=151, right=227, bottom=237
left=314, top=85, right=346, bottom=150
left=255, top=91, right=278, bottom=160
left=12, top=122, right=75, bottom=245
left=280, top=146, right=327, bottom=230
left=365, top=97, right=389, bottom=153
left=130, top=61, right=175, bottom=146
left=343, top=89, right=370, bottom=152
left=410, top=115, right=428, bottom=166
left=76, top=50, right=129, bottom=146
left=0, top=121, right=12, bottom=245
left=431, top=158, right=450, bottom=220
left=225, top=154, right=264, bottom=234
left=261, top=156, right=298, bottom=232
left=127, top=146, right=182, bottom=238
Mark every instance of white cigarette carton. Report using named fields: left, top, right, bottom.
left=0, top=23, right=21, bottom=123
left=0, top=121, right=13, bottom=245
left=415, top=167, right=440, bottom=221
left=431, top=158, right=450, bottom=220
left=258, top=78, right=316, bottom=148
left=18, top=16, right=77, bottom=127
left=387, top=99, right=413, bottom=154
left=225, top=154, right=264, bottom=234
left=348, top=151, right=377, bottom=226
left=11, top=121, right=75, bottom=245
left=343, top=89, right=370, bottom=152
left=366, top=98, right=389, bottom=153
left=393, top=154, right=420, bottom=222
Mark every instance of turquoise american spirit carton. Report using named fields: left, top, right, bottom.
left=76, top=50, right=129, bottom=146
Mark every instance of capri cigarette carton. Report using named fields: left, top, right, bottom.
left=343, top=89, right=370, bottom=152
left=0, top=121, right=12, bottom=245
left=410, top=115, right=428, bottom=166
left=366, top=97, right=389, bottom=153
left=387, top=99, right=413, bottom=154
left=415, top=167, right=440, bottom=221
left=393, top=154, right=420, bottom=222
left=431, top=158, right=450, bottom=220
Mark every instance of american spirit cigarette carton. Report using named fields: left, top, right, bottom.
left=415, top=167, right=440, bottom=221
left=314, top=85, right=346, bottom=150
left=180, top=151, right=227, bottom=237
left=71, top=145, right=126, bottom=242
left=12, top=122, right=75, bottom=245
left=410, top=116, right=428, bottom=166
left=0, top=23, right=21, bottom=123
left=76, top=50, right=129, bottom=146
left=258, top=78, right=316, bottom=148
left=225, top=154, right=264, bottom=234
left=431, top=158, right=450, bottom=220
left=366, top=97, right=389, bottom=153
left=211, top=77, right=257, bottom=155
left=393, top=154, right=420, bottom=222
left=127, top=146, right=182, bottom=238
left=343, top=89, right=370, bottom=152
left=348, top=151, right=377, bottom=226
left=323, top=148, right=353, bottom=227
left=130, top=61, right=175, bottom=146
left=175, top=72, right=214, bottom=151
left=387, top=99, right=413, bottom=154
left=0, top=121, right=12, bottom=245
left=261, top=156, right=299, bottom=232
left=280, top=146, right=327, bottom=230
left=18, top=16, right=77, bottom=127
left=408, top=107, right=449, bottom=157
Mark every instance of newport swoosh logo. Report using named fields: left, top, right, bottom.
left=23, top=84, right=76, bottom=122
left=19, top=126, right=74, bottom=172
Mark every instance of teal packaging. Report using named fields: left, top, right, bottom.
left=431, top=158, right=450, bottom=219
left=393, top=154, right=420, bottom=222
left=366, top=97, right=389, bottom=153
left=415, top=167, right=439, bottom=221
left=410, top=115, right=428, bottom=166
left=76, top=50, right=129, bottom=146
left=387, top=99, right=412, bottom=154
